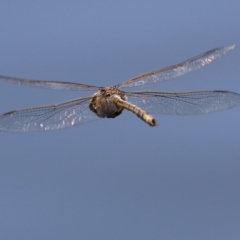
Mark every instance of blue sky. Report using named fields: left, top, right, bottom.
left=0, top=1, right=240, bottom=240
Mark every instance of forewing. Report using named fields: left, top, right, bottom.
left=0, top=75, right=100, bottom=91
left=125, top=90, right=240, bottom=115
left=120, top=45, right=235, bottom=88
left=0, top=97, right=100, bottom=132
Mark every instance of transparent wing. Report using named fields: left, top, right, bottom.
left=0, top=75, right=100, bottom=91
left=125, top=90, right=240, bottom=115
left=119, top=45, right=235, bottom=88
left=0, top=97, right=100, bottom=132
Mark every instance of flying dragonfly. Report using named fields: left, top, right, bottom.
left=0, top=44, right=239, bottom=132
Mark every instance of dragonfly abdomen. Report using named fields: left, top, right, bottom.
left=113, top=95, right=156, bottom=126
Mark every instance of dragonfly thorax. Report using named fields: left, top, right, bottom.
left=89, top=87, right=126, bottom=118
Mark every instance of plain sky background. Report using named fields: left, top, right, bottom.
left=0, top=1, right=240, bottom=240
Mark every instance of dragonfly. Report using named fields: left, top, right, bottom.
left=0, top=44, right=239, bottom=132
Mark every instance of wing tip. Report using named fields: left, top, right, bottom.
left=225, top=44, right=235, bottom=52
